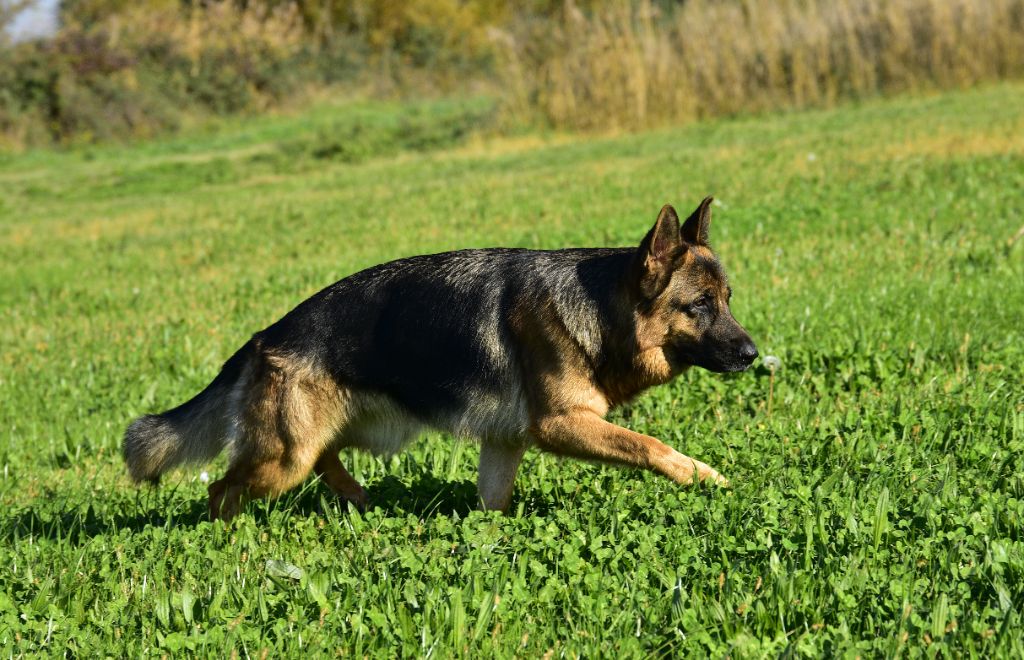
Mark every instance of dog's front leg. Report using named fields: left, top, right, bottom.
left=531, top=411, right=729, bottom=487
left=478, top=440, right=528, bottom=512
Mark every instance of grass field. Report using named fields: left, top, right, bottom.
left=2, top=84, right=1023, bottom=656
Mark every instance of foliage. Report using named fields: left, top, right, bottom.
left=0, top=1, right=309, bottom=145
left=494, top=0, right=1024, bottom=130
left=4, top=0, right=1024, bottom=145
left=1, top=83, right=1023, bottom=654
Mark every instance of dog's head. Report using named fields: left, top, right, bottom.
left=633, top=197, right=757, bottom=373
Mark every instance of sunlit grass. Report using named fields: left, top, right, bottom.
left=1, top=83, right=1023, bottom=655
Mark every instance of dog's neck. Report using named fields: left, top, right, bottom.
left=545, top=249, right=677, bottom=407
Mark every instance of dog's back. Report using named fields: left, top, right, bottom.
left=256, top=247, right=634, bottom=437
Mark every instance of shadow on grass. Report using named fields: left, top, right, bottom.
left=0, top=474, right=532, bottom=543
left=0, top=497, right=212, bottom=544
left=261, top=473, right=554, bottom=522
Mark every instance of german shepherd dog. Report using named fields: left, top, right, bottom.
left=124, top=198, right=757, bottom=520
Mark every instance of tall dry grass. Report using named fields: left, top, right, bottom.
left=5, top=0, right=1024, bottom=144
left=493, top=0, right=1024, bottom=131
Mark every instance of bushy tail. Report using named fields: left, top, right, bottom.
left=123, top=342, right=253, bottom=483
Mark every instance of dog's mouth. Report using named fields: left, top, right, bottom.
left=721, top=341, right=759, bottom=372
left=703, top=357, right=755, bottom=373
left=719, top=358, right=756, bottom=373
left=665, top=340, right=758, bottom=373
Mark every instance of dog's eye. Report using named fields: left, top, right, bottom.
left=679, top=295, right=711, bottom=315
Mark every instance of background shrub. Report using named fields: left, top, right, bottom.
left=2, top=0, right=1024, bottom=146
left=493, top=0, right=1024, bottom=130
left=1, top=1, right=310, bottom=145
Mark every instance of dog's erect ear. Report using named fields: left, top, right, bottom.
left=637, top=204, right=684, bottom=299
left=681, top=196, right=713, bottom=246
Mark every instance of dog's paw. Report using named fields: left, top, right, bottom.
left=710, top=472, right=731, bottom=488
left=695, top=464, right=730, bottom=488
left=340, top=484, right=368, bottom=513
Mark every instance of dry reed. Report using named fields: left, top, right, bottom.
left=492, top=0, right=1024, bottom=131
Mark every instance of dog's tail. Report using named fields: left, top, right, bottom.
left=123, top=341, right=254, bottom=484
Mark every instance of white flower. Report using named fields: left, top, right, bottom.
left=807, top=152, right=817, bottom=162
left=199, top=471, right=210, bottom=483
left=762, top=355, right=782, bottom=372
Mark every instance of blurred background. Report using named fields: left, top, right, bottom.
left=2, top=0, right=1023, bottom=148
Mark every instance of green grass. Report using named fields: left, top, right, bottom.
left=2, top=84, right=1023, bottom=656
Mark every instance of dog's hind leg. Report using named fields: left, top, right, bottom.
left=477, top=440, right=527, bottom=512
left=314, top=451, right=367, bottom=511
left=208, top=352, right=347, bottom=521
left=209, top=447, right=327, bottom=521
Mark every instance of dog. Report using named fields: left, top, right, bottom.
left=123, top=198, right=757, bottom=520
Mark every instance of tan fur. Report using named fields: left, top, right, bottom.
left=314, top=452, right=367, bottom=509
left=209, top=350, right=346, bottom=519
left=478, top=441, right=528, bottom=511
left=208, top=348, right=430, bottom=520
left=497, top=286, right=727, bottom=494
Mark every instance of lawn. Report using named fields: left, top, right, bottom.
left=1, top=84, right=1023, bottom=656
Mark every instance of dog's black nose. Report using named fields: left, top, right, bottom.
left=739, top=341, right=758, bottom=362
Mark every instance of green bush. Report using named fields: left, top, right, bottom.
left=0, top=2, right=312, bottom=146
left=4, top=0, right=1024, bottom=146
